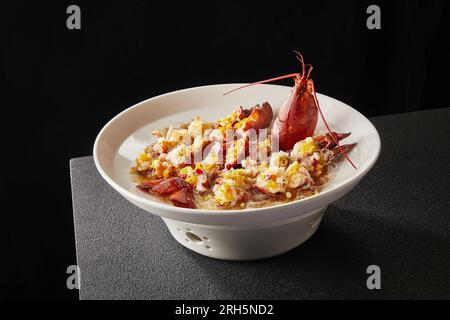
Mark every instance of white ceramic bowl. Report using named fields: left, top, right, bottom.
left=94, top=84, right=381, bottom=260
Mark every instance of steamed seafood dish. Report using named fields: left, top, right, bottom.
left=131, top=52, right=357, bottom=209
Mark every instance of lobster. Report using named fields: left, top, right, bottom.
left=224, top=51, right=356, bottom=169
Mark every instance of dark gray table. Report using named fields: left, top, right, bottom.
left=70, top=108, right=450, bottom=300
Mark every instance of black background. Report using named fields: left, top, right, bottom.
left=2, top=0, right=450, bottom=299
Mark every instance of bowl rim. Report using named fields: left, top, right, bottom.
left=93, top=83, right=381, bottom=216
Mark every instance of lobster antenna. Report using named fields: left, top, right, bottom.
left=310, top=80, right=357, bottom=169
left=223, top=73, right=300, bottom=96
left=305, top=64, right=313, bottom=81
left=292, top=50, right=306, bottom=79
left=224, top=51, right=308, bottom=96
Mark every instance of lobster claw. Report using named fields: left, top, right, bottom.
left=137, top=177, right=196, bottom=208
left=313, top=132, right=351, bottom=149
left=331, top=143, right=357, bottom=159
left=168, top=187, right=196, bottom=208
left=238, top=102, right=273, bottom=131
left=136, top=179, right=163, bottom=189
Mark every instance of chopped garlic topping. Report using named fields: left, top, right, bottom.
left=166, top=126, right=190, bottom=145
left=209, top=129, right=224, bottom=142
left=291, top=137, right=316, bottom=160
left=255, top=165, right=286, bottom=194
left=269, top=151, right=290, bottom=168
left=241, top=157, right=259, bottom=177
left=213, top=179, right=246, bottom=207
left=188, top=117, right=203, bottom=138
left=285, top=161, right=312, bottom=189
left=167, top=144, right=191, bottom=166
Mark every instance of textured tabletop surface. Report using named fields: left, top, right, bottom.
left=70, top=108, right=450, bottom=300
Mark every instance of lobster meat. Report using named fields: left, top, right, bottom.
left=253, top=131, right=355, bottom=197
left=224, top=51, right=356, bottom=169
